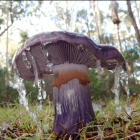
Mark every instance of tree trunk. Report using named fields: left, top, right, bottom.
left=66, top=1, right=69, bottom=31
left=6, top=3, right=9, bottom=69
left=114, top=24, right=122, bottom=53
left=86, top=5, right=91, bottom=37
left=134, top=0, right=140, bottom=28
left=86, top=15, right=91, bottom=37
left=5, top=2, right=9, bottom=89
left=0, top=1, right=13, bottom=37
left=128, top=61, right=133, bottom=78
left=111, top=1, right=122, bottom=53
left=111, top=1, right=120, bottom=24
left=127, top=1, right=140, bottom=50
left=92, top=1, right=101, bottom=44
left=96, top=1, right=103, bottom=43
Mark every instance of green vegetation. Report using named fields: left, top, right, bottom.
left=1, top=97, right=140, bottom=139
left=0, top=67, right=140, bottom=104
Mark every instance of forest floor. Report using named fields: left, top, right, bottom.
left=0, top=95, right=140, bottom=140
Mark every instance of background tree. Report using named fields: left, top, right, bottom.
left=92, top=1, right=101, bottom=43
left=19, top=30, right=29, bottom=44
left=127, top=1, right=140, bottom=50
left=111, top=1, right=122, bottom=53
left=0, top=1, right=43, bottom=36
left=123, top=46, right=140, bottom=78
left=52, top=1, right=71, bottom=30
left=96, top=1, right=103, bottom=43
left=134, top=0, right=140, bottom=28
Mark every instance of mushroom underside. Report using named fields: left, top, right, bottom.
left=15, top=40, right=119, bottom=81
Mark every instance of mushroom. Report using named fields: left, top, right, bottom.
left=12, top=31, right=127, bottom=139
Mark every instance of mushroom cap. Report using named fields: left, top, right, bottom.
left=12, top=31, right=127, bottom=81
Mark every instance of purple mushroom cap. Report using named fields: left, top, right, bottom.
left=12, top=31, right=126, bottom=81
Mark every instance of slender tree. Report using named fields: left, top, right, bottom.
left=96, top=1, right=103, bottom=43
left=6, top=2, right=9, bottom=69
left=75, top=6, right=96, bottom=37
left=92, top=1, right=101, bottom=43
left=127, top=1, right=140, bottom=50
left=53, top=1, right=71, bottom=30
left=123, top=47, right=140, bottom=78
left=134, top=0, right=140, bottom=28
left=111, top=1, right=122, bottom=53
left=0, top=1, right=43, bottom=36
left=5, top=2, right=9, bottom=88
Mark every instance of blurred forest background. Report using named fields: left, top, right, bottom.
left=0, top=1, right=140, bottom=104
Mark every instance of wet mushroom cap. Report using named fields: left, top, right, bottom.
left=12, top=31, right=127, bottom=81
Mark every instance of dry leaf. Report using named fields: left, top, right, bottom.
left=0, top=122, right=13, bottom=130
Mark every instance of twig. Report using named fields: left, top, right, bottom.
left=6, top=129, right=18, bottom=138
left=120, top=132, right=140, bottom=140
left=15, top=133, right=29, bottom=140
left=47, top=131, right=54, bottom=140
left=132, top=109, right=140, bottom=114
left=124, top=110, right=132, bottom=120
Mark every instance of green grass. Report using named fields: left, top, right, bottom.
left=1, top=96, right=140, bottom=140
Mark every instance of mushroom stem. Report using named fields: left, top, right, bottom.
left=52, top=64, right=95, bottom=139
